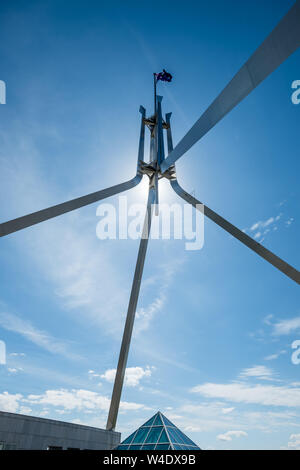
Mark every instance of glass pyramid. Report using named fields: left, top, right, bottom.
left=115, top=411, right=201, bottom=450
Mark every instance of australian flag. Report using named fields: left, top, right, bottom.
left=155, top=69, right=172, bottom=82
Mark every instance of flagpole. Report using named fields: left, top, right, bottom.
left=153, top=73, right=157, bottom=118
left=153, top=72, right=158, bottom=216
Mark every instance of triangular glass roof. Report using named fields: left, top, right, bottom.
left=115, top=411, right=201, bottom=450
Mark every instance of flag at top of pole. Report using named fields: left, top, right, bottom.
left=155, top=69, right=173, bottom=82
left=153, top=69, right=172, bottom=116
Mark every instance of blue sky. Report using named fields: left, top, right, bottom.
left=0, top=0, right=299, bottom=450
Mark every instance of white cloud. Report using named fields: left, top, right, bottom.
left=0, top=386, right=147, bottom=424
left=264, top=354, right=280, bottom=361
left=263, top=314, right=273, bottom=325
left=19, top=406, right=32, bottom=415
left=288, top=434, right=300, bottom=449
left=100, top=366, right=153, bottom=387
left=0, top=392, right=22, bottom=413
left=290, top=433, right=300, bottom=439
left=239, top=365, right=275, bottom=381
left=250, top=222, right=259, bottom=231
left=184, top=425, right=202, bottom=432
left=177, top=403, right=240, bottom=433
left=249, top=215, right=281, bottom=232
left=136, top=295, right=166, bottom=333
left=263, top=217, right=275, bottom=227
left=135, top=259, right=184, bottom=334
left=55, top=409, right=69, bottom=415
left=272, top=317, right=300, bottom=336
left=191, top=382, right=300, bottom=407
left=222, top=407, right=235, bottom=414
left=286, top=217, right=294, bottom=227
left=27, top=389, right=109, bottom=411
left=245, top=213, right=283, bottom=240
left=88, top=370, right=101, bottom=378
left=217, top=430, right=247, bottom=441
left=264, top=350, right=286, bottom=361
left=26, top=388, right=145, bottom=413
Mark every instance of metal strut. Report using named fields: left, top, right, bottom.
left=0, top=106, right=147, bottom=238
left=171, top=179, right=300, bottom=284
left=165, top=113, right=300, bottom=285
left=161, top=1, right=300, bottom=173
left=0, top=177, right=142, bottom=237
left=106, top=181, right=155, bottom=431
left=106, top=95, right=165, bottom=430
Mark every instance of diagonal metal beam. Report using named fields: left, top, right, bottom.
left=106, top=182, right=155, bottom=431
left=171, top=178, right=300, bottom=284
left=165, top=111, right=299, bottom=284
left=0, top=176, right=142, bottom=237
left=0, top=106, right=147, bottom=238
left=161, top=0, right=300, bottom=172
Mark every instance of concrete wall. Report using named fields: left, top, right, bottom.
left=0, top=411, right=120, bottom=450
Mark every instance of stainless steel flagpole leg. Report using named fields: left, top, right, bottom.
left=0, top=107, right=147, bottom=238
left=154, top=95, right=166, bottom=216
left=166, top=114, right=300, bottom=284
left=171, top=179, right=300, bottom=284
left=106, top=181, right=155, bottom=431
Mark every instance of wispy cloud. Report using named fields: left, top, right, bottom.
left=222, top=407, right=235, bottom=414
left=217, top=430, right=247, bottom=441
left=272, top=317, right=300, bottom=336
left=171, top=401, right=299, bottom=436
left=0, top=132, right=143, bottom=339
left=0, top=310, right=78, bottom=360
left=264, top=350, right=286, bottom=361
left=7, top=367, right=23, bottom=374
left=249, top=216, right=280, bottom=232
left=243, top=213, right=284, bottom=242
left=134, top=258, right=184, bottom=335
left=0, top=131, right=181, bottom=342
left=285, top=217, right=294, bottom=227
left=250, top=314, right=300, bottom=343
left=239, top=365, right=277, bottom=381
left=191, top=381, right=300, bottom=407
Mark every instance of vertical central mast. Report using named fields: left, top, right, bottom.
left=153, top=72, right=157, bottom=118
left=106, top=78, right=168, bottom=432
left=152, top=73, right=159, bottom=213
